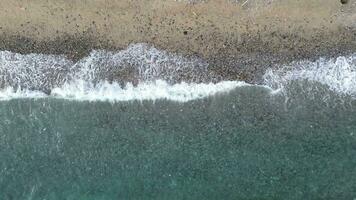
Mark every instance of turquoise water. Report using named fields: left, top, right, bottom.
left=1, top=84, right=355, bottom=199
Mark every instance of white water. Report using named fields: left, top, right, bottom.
left=0, top=43, right=214, bottom=92
left=0, top=80, right=248, bottom=102
left=0, top=87, right=47, bottom=100
left=0, top=43, right=356, bottom=102
left=51, top=80, right=247, bottom=102
left=264, top=53, right=356, bottom=97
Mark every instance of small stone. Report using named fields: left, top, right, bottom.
left=341, top=0, right=348, bottom=4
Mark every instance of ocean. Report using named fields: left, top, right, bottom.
left=0, top=44, right=356, bottom=199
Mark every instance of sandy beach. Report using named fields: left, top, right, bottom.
left=0, top=0, right=355, bottom=81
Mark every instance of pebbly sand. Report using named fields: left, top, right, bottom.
left=0, top=0, right=355, bottom=82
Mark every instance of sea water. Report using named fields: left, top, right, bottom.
left=0, top=45, right=355, bottom=199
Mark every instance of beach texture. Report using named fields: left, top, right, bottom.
left=0, top=0, right=355, bottom=81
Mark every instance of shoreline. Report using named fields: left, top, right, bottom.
left=0, top=0, right=355, bottom=83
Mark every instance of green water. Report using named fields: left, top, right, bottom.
left=0, top=86, right=356, bottom=199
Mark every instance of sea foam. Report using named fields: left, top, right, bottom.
left=0, top=43, right=356, bottom=102
left=0, top=80, right=246, bottom=102
left=264, top=53, right=356, bottom=97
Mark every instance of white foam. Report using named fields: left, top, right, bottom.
left=0, top=80, right=248, bottom=102
left=71, top=43, right=212, bottom=84
left=1, top=44, right=356, bottom=102
left=0, top=43, right=214, bottom=92
left=264, top=54, right=356, bottom=97
left=0, top=87, right=47, bottom=100
left=0, top=50, right=73, bottom=91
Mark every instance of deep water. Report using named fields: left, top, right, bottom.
left=0, top=84, right=356, bottom=200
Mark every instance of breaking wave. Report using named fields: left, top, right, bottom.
left=51, top=80, right=247, bottom=102
left=0, top=80, right=246, bottom=102
left=0, top=43, right=218, bottom=92
left=0, top=43, right=240, bottom=102
left=264, top=53, right=356, bottom=98
left=0, top=42, right=355, bottom=102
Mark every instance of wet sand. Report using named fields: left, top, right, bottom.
left=0, top=0, right=355, bottom=82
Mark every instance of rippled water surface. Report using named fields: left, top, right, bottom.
left=1, top=47, right=356, bottom=199
left=1, top=84, right=356, bottom=199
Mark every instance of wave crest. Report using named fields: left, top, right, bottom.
left=1, top=43, right=356, bottom=102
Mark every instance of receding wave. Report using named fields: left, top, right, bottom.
left=0, top=43, right=356, bottom=102
left=0, top=43, right=242, bottom=102
left=0, top=43, right=218, bottom=92
left=264, top=53, right=356, bottom=98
